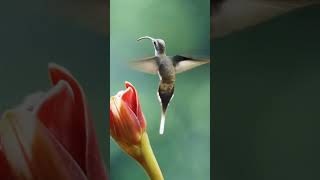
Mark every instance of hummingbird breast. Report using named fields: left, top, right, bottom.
left=157, top=59, right=175, bottom=113
left=158, top=57, right=176, bottom=83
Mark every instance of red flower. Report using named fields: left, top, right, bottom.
left=0, top=64, right=108, bottom=180
left=110, top=82, right=164, bottom=180
left=110, top=82, right=146, bottom=146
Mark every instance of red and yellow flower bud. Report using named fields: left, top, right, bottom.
left=110, top=82, right=163, bottom=180
left=110, top=82, right=146, bottom=146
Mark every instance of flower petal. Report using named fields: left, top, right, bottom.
left=0, top=109, right=88, bottom=180
left=124, top=82, right=146, bottom=130
left=110, top=97, right=142, bottom=145
left=0, top=151, right=15, bottom=179
left=46, top=63, right=107, bottom=180
left=34, top=81, right=76, bottom=154
left=122, top=83, right=137, bottom=114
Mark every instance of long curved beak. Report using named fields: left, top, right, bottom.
left=137, top=36, right=155, bottom=42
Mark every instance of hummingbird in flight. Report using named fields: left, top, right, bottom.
left=130, top=36, right=210, bottom=135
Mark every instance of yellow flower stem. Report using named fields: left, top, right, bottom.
left=138, top=132, right=164, bottom=180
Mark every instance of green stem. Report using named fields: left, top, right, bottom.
left=138, top=132, right=164, bottom=180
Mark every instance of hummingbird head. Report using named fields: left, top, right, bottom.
left=137, top=36, right=166, bottom=56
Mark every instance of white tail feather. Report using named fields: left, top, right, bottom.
left=159, top=112, right=166, bottom=135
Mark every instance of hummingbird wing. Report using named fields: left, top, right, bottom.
left=129, top=56, right=160, bottom=74
left=172, top=55, right=210, bottom=74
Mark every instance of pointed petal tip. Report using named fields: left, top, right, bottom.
left=123, top=81, right=138, bottom=103
left=121, top=87, right=134, bottom=104
left=48, top=62, right=59, bottom=69
left=124, top=81, right=134, bottom=89
left=48, top=63, right=67, bottom=73
left=48, top=63, right=75, bottom=84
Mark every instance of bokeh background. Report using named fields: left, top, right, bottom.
left=110, top=0, right=210, bottom=179
left=0, top=0, right=109, bottom=169
left=214, top=5, right=320, bottom=180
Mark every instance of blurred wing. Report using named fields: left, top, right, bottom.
left=172, top=55, right=210, bottom=74
left=129, top=56, right=160, bottom=74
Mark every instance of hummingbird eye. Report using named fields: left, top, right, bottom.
left=153, top=42, right=157, bottom=46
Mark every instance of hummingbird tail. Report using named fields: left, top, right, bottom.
left=157, top=84, right=174, bottom=135
left=159, top=111, right=166, bottom=135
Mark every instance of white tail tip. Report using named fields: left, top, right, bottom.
left=159, top=113, right=166, bottom=135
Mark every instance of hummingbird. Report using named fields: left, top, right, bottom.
left=130, top=36, right=210, bottom=135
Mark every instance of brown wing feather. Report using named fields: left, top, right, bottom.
left=172, top=55, right=210, bottom=74
left=129, top=56, right=160, bottom=74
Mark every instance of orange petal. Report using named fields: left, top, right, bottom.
left=110, top=97, right=142, bottom=145
left=124, top=82, right=146, bottom=130
left=119, top=100, right=143, bottom=144
left=123, top=83, right=137, bottom=114
left=35, top=81, right=76, bottom=155
left=45, top=63, right=107, bottom=180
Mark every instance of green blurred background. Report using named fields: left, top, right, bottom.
left=214, top=5, right=320, bottom=180
left=110, top=0, right=210, bottom=179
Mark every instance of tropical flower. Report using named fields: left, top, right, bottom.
left=110, top=82, right=146, bottom=147
left=110, top=82, right=163, bottom=180
left=0, top=63, right=108, bottom=180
